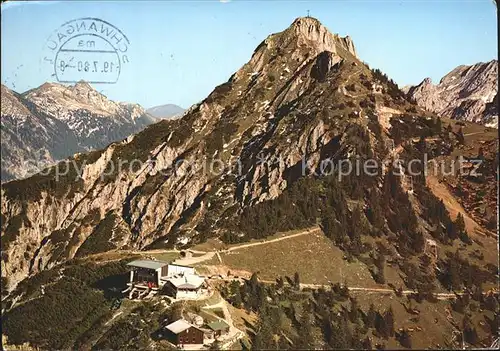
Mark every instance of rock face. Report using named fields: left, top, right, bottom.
left=1, top=82, right=157, bottom=181
left=1, top=17, right=416, bottom=291
left=406, top=60, right=498, bottom=127
left=147, top=104, right=185, bottom=119
left=287, top=17, right=357, bottom=57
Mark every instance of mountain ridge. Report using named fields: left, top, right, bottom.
left=1, top=16, right=414, bottom=291
left=405, top=59, right=498, bottom=127
left=0, top=17, right=491, bottom=303
left=147, top=104, right=185, bottom=119
left=1, top=16, right=498, bottom=351
left=1, top=81, right=156, bottom=181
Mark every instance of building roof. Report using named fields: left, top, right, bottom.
left=168, top=263, right=194, bottom=269
left=207, top=320, right=230, bottom=331
left=167, top=274, right=205, bottom=289
left=165, top=319, right=193, bottom=334
left=126, top=259, right=169, bottom=270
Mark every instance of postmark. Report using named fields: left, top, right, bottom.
left=42, top=18, right=130, bottom=84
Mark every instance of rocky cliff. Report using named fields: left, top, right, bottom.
left=1, top=82, right=156, bottom=181
left=406, top=60, right=498, bottom=127
left=1, top=17, right=434, bottom=291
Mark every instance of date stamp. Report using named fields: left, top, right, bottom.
left=42, top=18, right=130, bottom=84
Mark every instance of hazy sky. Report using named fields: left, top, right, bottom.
left=1, top=0, right=497, bottom=109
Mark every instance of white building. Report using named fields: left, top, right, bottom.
left=163, top=274, right=207, bottom=299
left=124, top=259, right=206, bottom=300
left=166, top=263, right=195, bottom=277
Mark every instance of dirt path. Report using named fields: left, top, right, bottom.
left=412, top=131, right=484, bottom=144
left=131, top=248, right=180, bottom=255
left=173, top=227, right=319, bottom=266
left=254, top=279, right=465, bottom=300
left=225, top=227, right=320, bottom=253
left=345, top=69, right=361, bottom=85
left=123, top=227, right=320, bottom=269
left=463, top=131, right=484, bottom=137
left=174, top=252, right=216, bottom=266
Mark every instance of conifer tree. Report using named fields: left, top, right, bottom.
left=457, top=127, right=465, bottom=145
left=362, top=336, right=372, bottom=350
left=455, top=213, right=466, bottom=233
left=374, top=251, right=386, bottom=284
left=276, top=276, right=284, bottom=291
left=365, top=303, right=377, bottom=328
left=367, top=190, right=385, bottom=231
left=229, top=280, right=242, bottom=307
left=417, top=135, right=427, bottom=153
left=329, top=314, right=352, bottom=349
left=445, top=251, right=462, bottom=291
left=295, top=301, right=315, bottom=349
left=252, top=306, right=273, bottom=350
left=411, top=230, right=425, bottom=253
left=349, top=297, right=360, bottom=323
left=293, top=272, right=301, bottom=290
left=249, top=272, right=259, bottom=293
left=446, top=220, right=458, bottom=240
left=462, top=314, right=478, bottom=345
left=434, top=116, right=443, bottom=135
left=375, top=311, right=389, bottom=339
left=348, top=206, right=365, bottom=256
left=398, top=328, right=412, bottom=348
left=454, top=213, right=470, bottom=244
left=256, top=284, right=268, bottom=311
left=351, top=325, right=364, bottom=349
left=383, top=306, right=395, bottom=337
left=477, top=146, right=485, bottom=160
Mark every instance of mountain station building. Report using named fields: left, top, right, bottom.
left=124, top=259, right=206, bottom=299
left=165, top=319, right=205, bottom=346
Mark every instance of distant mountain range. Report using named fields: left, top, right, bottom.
left=404, top=60, right=498, bottom=128
left=0, top=82, right=157, bottom=181
left=147, top=104, right=185, bottom=119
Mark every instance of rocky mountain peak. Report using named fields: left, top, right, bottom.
left=1, top=84, right=31, bottom=117
left=234, top=17, right=358, bottom=85
left=24, top=81, right=121, bottom=118
left=72, top=80, right=95, bottom=93
left=37, top=82, right=60, bottom=91
left=119, top=102, right=149, bottom=120
left=439, top=60, right=497, bottom=88
left=1, top=81, right=156, bottom=181
left=291, top=17, right=357, bottom=57
left=406, top=59, right=498, bottom=127
left=264, top=17, right=357, bottom=59
left=289, top=17, right=356, bottom=53
left=290, top=16, right=323, bottom=35
left=422, top=77, right=433, bottom=85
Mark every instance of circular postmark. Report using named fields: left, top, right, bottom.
left=42, top=18, right=130, bottom=84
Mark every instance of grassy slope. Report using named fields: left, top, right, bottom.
left=209, top=230, right=375, bottom=286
